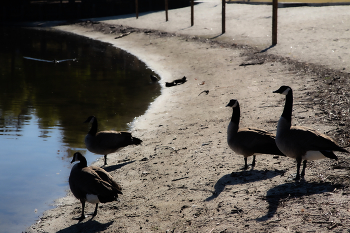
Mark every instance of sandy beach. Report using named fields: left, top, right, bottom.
left=26, top=2, right=350, bottom=232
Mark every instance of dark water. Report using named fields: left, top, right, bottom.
left=0, top=26, right=161, bottom=233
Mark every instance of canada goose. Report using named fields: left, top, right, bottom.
left=150, top=74, right=159, bottom=82
left=173, top=76, right=187, bottom=85
left=84, top=116, right=142, bottom=165
left=69, top=152, right=123, bottom=220
left=226, top=99, right=284, bottom=170
left=165, top=76, right=187, bottom=87
left=273, top=85, right=349, bottom=180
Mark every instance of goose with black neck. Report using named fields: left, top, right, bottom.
left=226, top=99, right=284, bottom=171
left=273, top=85, right=349, bottom=180
left=69, top=152, right=123, bottom=221
left=84, top=115, right=142, bottom=166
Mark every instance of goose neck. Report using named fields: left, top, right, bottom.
left=281, top=89, right=293, bottom=123
left=88, top=118, right=98, bottom=136
left=230, top=103, right=240, bottom=128
left=79, top=157, right=88, bottom=168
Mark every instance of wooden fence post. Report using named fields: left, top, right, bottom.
left=191, top=0, right=194, bottom=26
left=272, top=0, right=278, bottom=45
left=165, top=0, right=168, bottom=21
left=222, top=0, right=225, bottom=34
left=135, top=0, right=138, bottom=19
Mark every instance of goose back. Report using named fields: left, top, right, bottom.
left=85, top=131, right=141, bottom=155
left=276, top=125, right=348, bottom=160
left=229, top=127, right=282, bottom=157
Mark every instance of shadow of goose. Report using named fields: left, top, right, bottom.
left=57, top=220, right=113, bottom=233
left=205, top=169, right=285, bottom=201
left=256, top=181, right=336, bottom=222
left=103, top=160, right=135, bottom=172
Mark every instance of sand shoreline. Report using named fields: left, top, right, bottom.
left=27, top=3, right=350, bottom=232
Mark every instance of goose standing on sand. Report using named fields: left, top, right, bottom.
left=273, top=85, right=349, bottom=180
left=84, top=116, right=142, bottom=166
left=226, top=99, right=284, bottom=170
left=69, top=152, right=123, bottom=220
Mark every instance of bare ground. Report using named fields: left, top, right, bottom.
left=27, top=4, right=350, bottom=233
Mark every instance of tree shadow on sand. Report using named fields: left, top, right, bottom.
left=57, top=219, right=113, bottom=233
left=256, top=181, right=336, bottom=222
left=205, top=169, right=285, bottom=201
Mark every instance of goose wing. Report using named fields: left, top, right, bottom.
left=237, top=128, right=283, bottom=155
left=73, top=167, right=119, bottom=196
left=95, top=131, right=134, bottom=150
left=290, top=126, right=347, bottom=152
left=90, top=166, right=123, bottom=194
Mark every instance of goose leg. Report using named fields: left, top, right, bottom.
left=295, top=157, right=302, bottom=181
left=251, top=155, right=256, bottom=168
left=93, top=203, right=98, bottom=216
left=73, top=200, right=86, bottom=221
left=243, top=157, right=248, bottom=170
left=300, top=160, right=307, bottom=178
left=104, top=155, right=108, bottom=165
left=87, top=203, right=99, bottom=217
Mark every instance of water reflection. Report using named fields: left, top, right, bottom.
left=0, top=26, right=161, bottom=232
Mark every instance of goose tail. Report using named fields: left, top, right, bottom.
left=131, top=137, right=142, bottom=145
left=320, top=150, right=338, bottom=160
left=338, top=147, right=350, bottom=153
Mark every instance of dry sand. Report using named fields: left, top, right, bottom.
left=27, top=2, right=350, bottom=232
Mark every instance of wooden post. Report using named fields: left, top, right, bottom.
left=222, top=0, right=225, bottom=34
left=165, top=0, right=168, bottom=21
left=135, top=0, right=138, bottom=19
left=191, top=0, right=194, bottom=26
left=272, top=0, right=278, bottom=45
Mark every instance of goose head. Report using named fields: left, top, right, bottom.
left=273, top=86, right=292, bottom=95
left=71, top=152, right=85, bottom=164
left=225, top=99, right=239, bottom=108
left=226, top=99, right=241, bottom=125
left=84, top=115, right=96, bottom=124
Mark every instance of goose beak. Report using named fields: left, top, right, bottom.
left=71, top=156, right=77, bottom=164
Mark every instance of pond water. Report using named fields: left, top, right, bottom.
left=0, top=26, right=161, bottom=233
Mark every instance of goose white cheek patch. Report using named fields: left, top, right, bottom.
left=282, top=88, right=291, bottom=95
